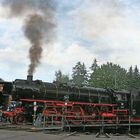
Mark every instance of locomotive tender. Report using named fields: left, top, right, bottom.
left=0, top=75, right=140, bottom=129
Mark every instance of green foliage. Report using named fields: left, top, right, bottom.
left=55, top=70, right=70, bottom=83
left=133, top=66, right=140, bottom=89
left=53, top=59, right=140, bottom=90
left=127, top=66, right=140, bottom=90
left=0, top=78, right=4, bottom=82
left=89, top=62, right=128, bottom=90
left=90, top=58, right=99, bottom=72
left=72, top=62, right=88, bottom=86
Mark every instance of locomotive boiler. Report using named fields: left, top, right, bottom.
left=12, top=75, right=115, bottom=104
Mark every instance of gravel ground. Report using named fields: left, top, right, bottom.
left=0, top=130, right=139, bottom=140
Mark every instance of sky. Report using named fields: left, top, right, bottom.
left=0, top=0, right=140, bottom=82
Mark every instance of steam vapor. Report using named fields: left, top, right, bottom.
left=2, top=0, right=57, bottom=75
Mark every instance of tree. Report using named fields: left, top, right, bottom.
left=90, top=58, right=99, bottom=72
left=72, top=62, right=88, bottom=86
left=89, top=62, right=128, bottom=90
left=0, top=78, right=3, bottom=82
left=132, top=66, right=140, bottom=89
left=127, top=66, right=133, bottom=90
left=55, top=70, right=70, bottom=83
left=127, top=66, right=140, bottom=90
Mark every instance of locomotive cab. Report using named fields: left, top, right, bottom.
left=115, top=90, right=130, bottom=110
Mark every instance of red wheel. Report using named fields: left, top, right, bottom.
left=14, top=113, right=25, bottom=124
left=88, top=107, right=99, bottom=124
left=43, top=107, right=61, bottom=125
left=67, top=106, right=84, bottom=125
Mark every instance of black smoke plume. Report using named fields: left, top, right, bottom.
left=2, top=0, right=57, bottom=75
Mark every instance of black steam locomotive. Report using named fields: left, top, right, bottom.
left=0, top=75, right=140, bottom=128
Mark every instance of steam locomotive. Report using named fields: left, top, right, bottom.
left=0, top=75, right=140, bottom=130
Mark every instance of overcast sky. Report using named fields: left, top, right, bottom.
left=0, top=0, right=140, bottom=82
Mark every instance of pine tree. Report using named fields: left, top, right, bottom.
left=89, top=62, right=128, bottom=90
left=72, top=62, right=88, bottom=86
left=90, top=58, right=98, bottom=72
left=0, top=78, right=3, bottom=82
left=127, top=66, right=133, bottom=90
left=55, top=70, right=70, bottom=83
left=133, top=65, right=139, bottom=89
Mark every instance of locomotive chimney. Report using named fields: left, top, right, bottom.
left=27, top=75, right=33, bottom=81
